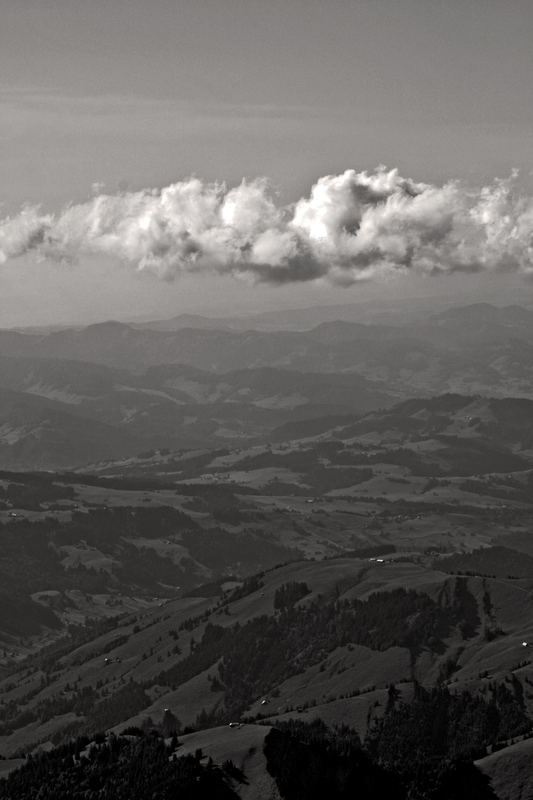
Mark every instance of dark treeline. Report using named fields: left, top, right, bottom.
left=366, top=682, right=528, bottom=798
left=265, top=714, right=502, bottom=800
left=264, top=719, right=403, bottom=800
left=158, top=582, right=480, bottom=717
left=0, top=709, right=508, bottom=800
left=0, top=732, right=238, bottom=800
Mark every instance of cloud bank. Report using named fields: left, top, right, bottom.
left=1, top=167, right=533, bottom=284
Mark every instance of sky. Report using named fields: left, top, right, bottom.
left=1, top=0, right=533, bottom=326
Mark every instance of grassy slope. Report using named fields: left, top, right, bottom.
left=3, top=556, right=533, bottom=761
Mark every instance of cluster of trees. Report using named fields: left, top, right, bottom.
left=227, top=574, right=264, bottom=603
left=0, top=499, right=299, bottom=627
left=84, top=682, right=151, bottom=734
left=264, top=717, right=500, bottom=800
left=0, top=506, right=200, bottom=619
left=274, top=582, right=310, bottom=611
left=226, top=447, right=374, bottom=494
left=180, top=528, right=297, bottom=572
left=2, top=688, right=527, bottom=798
left=264, top=719, right=402, bottom=800
left=365, top=682, right=529, bottom=798
left=58, top=471, right=181, bottom=490
left=0, top=732, right=238, bottom=799
left=0, top=680, right=150, bottom=742
left=0, top=478, right=75, bottom=510
left=157, top=582, right=479, bottom=718
left=113, top=544, right=186, bottom=594
left=439, top=546, right=533, bottom=581
left=54, top=506, right=198, bottom=549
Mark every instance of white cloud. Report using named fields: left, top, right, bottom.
left=2, top=166, right=533, bottom=284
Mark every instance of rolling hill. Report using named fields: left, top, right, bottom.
left=0, top=388, right=141, bottom=470
left=0, top=356, right=394, bottom=469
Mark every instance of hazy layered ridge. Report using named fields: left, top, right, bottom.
left=3, top=389, right=533, bottom=644
left=2, top=303, right=533, bottom=468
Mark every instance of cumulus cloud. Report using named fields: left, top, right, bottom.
left=1, top=166, right=533, bottom=284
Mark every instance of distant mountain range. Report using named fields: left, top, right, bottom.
left=133, top=297, right=533, bottom=333
left=4, top=302, right=533, bottom=370
left=2, top=302, right=533, bottom=468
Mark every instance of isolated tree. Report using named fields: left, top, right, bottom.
left=162, top=708, right=181, bottom=737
